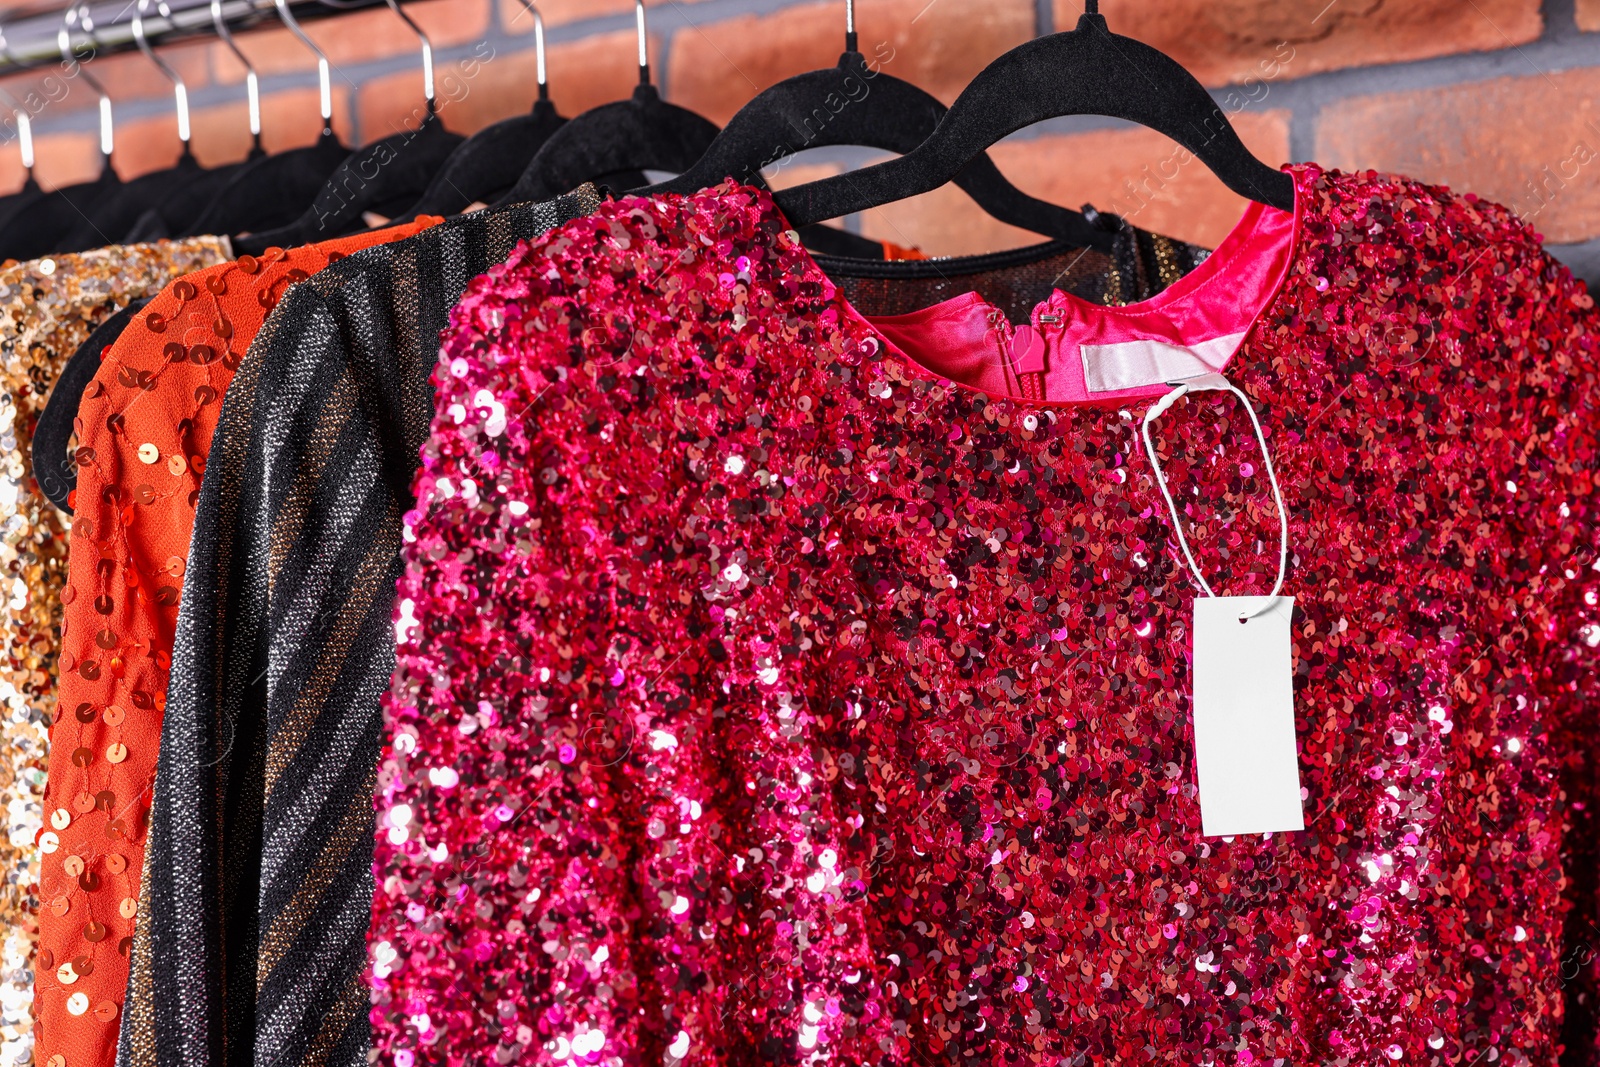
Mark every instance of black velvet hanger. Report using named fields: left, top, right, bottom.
left=0, top=175, right=45, bottom=235
left=394, top=0, right=566, bottom=223
left=0, top=3, right=130, bottom=258
left=57, top=0, right=237, bottom=251
left=775, top=6, right=1294, bottom=229
left=127, top=145, right=262, bottom=242
left=0, top=88, right=42, bottom=229
left=57, top=151, right=220, bottom=250
left=0, top=174, right=89, bottom=262
left=33, top=297, right=148, bottom=514
left=0, top=165, right=121, bottom=262
left=795, top=223, right=891, bottom=259
left=492, top=82, right=718, bottom=209
left=650, top=48, right=1113, bottom=252
left=180, top=0, right=355, bottom=238
left=232, top=114, right=462, bottom=256
left=230, top=0, right=467, bottom=252
left=396, top=99, right=565, bottom=222
left=232, top=0, right=464, bottom=256
left=182, top=131, right=350, bottom=239
left=492, top=0, right=719, bottom=209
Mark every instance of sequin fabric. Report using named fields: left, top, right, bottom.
left=370, top=169, right=1600, bottom=1067
left=35, top=220, right=437, bottom=1067
left=120, top=190, right=599, bottom=1067
left=0, top=238, right=228, bottom=1067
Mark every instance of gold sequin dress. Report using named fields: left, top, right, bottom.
left=0, top=238, right=229, bottom=1067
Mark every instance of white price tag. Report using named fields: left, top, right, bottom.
left=1191, top=596, right=1304, bottom=838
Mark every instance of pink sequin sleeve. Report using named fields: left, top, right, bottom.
left=1520, top=235, right=1600, bottom=1067
left=368, top=211, right=886, bottom=1066
left=1442, top=191, right=1600, bottom=1065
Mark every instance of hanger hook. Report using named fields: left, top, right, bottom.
left=507, top=2, right=547, bottom=101
left=274, top=0, right=333, bottom=135
left=58, top=3, right=112, bottom=161
left=384, top=0, right=436, bottom=116
left=519, top=1, right=548, bottom=101
left=0, top=28, right=33, bottom=178
left=635, top=0, right=650, bottom=87
left=133, top=0, right=191, bottom=151
left=1085, top=0, right=1099, bottom=13
left=845, top=0, right=857, bottom=54
left=212, top=0, right=262, bottom=150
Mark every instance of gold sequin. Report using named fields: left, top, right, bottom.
left=137, top=443, right=159, bottom=464
left=0, top=238, right=228, bottom=1063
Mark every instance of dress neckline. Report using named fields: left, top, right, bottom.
left=786, top=168, right=1305, bottom=408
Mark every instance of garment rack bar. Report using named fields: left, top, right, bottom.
left=0, top=0, right=390, bottom=76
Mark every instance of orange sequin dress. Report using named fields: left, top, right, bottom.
left=34, top=218, right=439, bottom=1067
left=0, top=238, right=229, bottom=1067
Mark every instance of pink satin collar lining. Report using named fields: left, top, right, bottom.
left=848, top=187, right=1301, bottom=406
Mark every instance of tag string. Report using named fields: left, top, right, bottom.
left=1140, top=374, right=1289, bottom=620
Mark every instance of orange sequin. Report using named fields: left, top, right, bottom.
left=35, top=217, right=440, bottom=1067
left=0, top=238, right=229, bottom=1067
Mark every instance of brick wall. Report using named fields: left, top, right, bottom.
left=2, top=0, right=1597, bottom=280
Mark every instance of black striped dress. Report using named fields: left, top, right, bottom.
left=118, top=187, right=602, bottom=1067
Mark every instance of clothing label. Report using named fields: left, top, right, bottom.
left=1082, top=332, right=1245, bottom=393
left=1191, top=596, right=1304, bottom=837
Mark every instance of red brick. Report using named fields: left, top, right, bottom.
left=109, top=112, right=186, bottom=179
left=9, top=43, right=211, bottom=130
left=110, top=82, right=353, bottom=178
left=0, top=126, right=73, bottom=196
left=857, top=110, right=1290, bottom=256
left=498, top=0, right=714, bottom=34
left=33, top=131, right=104, bottom=191
left=398, top=44, right=545, bottom=137
left=211, top=0, right=492, bottom=82
left=0, top=144, right=24, bottom=197
left=1054, top=0, right=1541, bottom=87
left=1579, top=0, right=1600, bottom=31
left=74, top=40, right=214, bottom=102
left=668, top=0, right=1035, bottom=126
left=1316, top=69, right=1600, bottom=245
left=357, top=26, right=657, bottom=141
left=186, top=85, right=355, bottom=167
left=544, top=30, right=661, bottom=119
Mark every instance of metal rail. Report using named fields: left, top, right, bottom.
left=0, top=0, right=389, bottom=76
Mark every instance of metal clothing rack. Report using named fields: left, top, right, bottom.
left=0, top=0, right=389, bottom=75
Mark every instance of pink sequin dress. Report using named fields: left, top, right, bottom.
left=369, top=166, right=1600, bottom=1067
